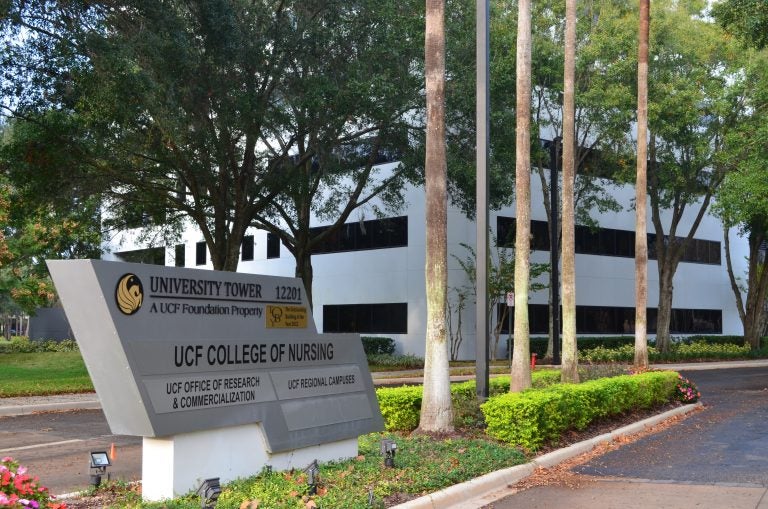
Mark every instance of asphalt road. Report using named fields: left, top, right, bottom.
left=486, top=366, right=768, bottom=508
left=574, top=366, right=768, bottom=485
left=0, top=409, right=142, bottom=495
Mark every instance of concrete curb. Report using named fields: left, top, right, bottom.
left=391, top=402, right=702, bottom=509
left=0, top=400, right=101, bottom=417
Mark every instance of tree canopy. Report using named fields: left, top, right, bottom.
left=2, top=0, right=423, bottom=284
left=0, top=120, right=102, bottom=314
left=712, top=0, right=768, bottom=49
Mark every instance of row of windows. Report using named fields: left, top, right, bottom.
left=174, top=236, right=258, bottom=267
left=539, top=138, right=618, bottom=180
left=167, top=213, right=718, bottom=268
left=496, top=217, right=722, bottom=265
left=115, top=247, right=166, bottom=265
left=323, top=303, right=408, bottom=334
left=310, top=216, right=408, bottom=255
left=180, top=216, right=409, bottom=265
left=497, top=304, right=722, bottom=335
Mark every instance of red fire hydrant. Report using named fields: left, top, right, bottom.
left=530, top=353, right=537, bottom=369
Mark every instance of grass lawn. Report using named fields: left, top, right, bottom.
left=0, top=351, right=93, bottom=397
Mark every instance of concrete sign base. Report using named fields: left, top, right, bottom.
left=142, top=423, right=358, bottom=501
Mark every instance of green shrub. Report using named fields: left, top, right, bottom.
left=580, top=344, right=640, bottom=363
left=513, top=336, right=642, bottom=359
left=367, top=353, right=423, bottom=370
left=361, top=336, right=395, bottom=355
left=578, top=363, right=630, bottom=381
left=0, top=337, right=79, bottom=354
left=376, top=385, right=423, bottom=431
left=579, top=340, right=752, bottom=363
left=480, top=370, right=679, bottom=451
left=376, top=370, right=562, bottom=431
left=678, top=335, right=745, bottom=346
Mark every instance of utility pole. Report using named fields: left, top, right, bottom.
left=550, top=137, right=561, bottom=365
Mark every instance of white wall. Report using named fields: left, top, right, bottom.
left=103, top=169, right=750, bottom=360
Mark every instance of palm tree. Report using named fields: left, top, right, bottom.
left=418, top=0, right=453, bottom=431
left=634, top=0, right=650, bottom=369
left=511, top=0, right=533, bottom=392
left=560, top=0, right=579, bottom=383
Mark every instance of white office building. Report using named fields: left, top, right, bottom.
left=104, top=161, right=749, bottom=359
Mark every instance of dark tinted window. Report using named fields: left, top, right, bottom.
left=267, top=233, right=280, bottom=259
left=497, top=216, right=720, bottom=264
left=323, top=303, right=407, bottom=334
left=196, top=242, right=206, bottom=265
left=312, top=216, right=407, bottom=254
left=116, top=247, right=166, bottom=265
left=496, top=304, right=721, bottom=335
left=175, top=244, right=185, bottom=267
left=241, top=235, right=254, bottom=261
left=497, top=217, right=550, bottom=251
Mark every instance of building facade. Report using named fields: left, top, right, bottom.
left=105, top=162, right=749, bottom=359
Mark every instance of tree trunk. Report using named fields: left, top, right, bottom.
left=560, top=0, right=578, bottom=384
left=545, top=285, right=554, bottom=361
left=743, top=230, right=768, bottom=349
left=294, top=249, right=315, bottom=311
left=511, top=0, right=532, bottom=393
left=634, top=0, right=650, bottom=369
left=724, top=227, right=748, bottom=328
left=655, top=264, right=675, bottom=352
left=418, top=0, right=453, bottom=432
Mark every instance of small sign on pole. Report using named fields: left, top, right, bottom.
left=506, top=291, right=514, bottom=307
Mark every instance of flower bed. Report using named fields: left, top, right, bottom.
left=0, top=457, right=66, bottom=509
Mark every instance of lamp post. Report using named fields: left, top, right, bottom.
left=549, top=137, right=561, bottom=365
left=475, top=0, right=490, bottom=400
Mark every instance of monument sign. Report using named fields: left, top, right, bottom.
left=47, top=260, right=383, bottom=500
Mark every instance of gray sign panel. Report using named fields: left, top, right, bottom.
left=47, top=260, right=383, bottom=452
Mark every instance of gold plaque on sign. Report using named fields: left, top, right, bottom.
left=266, top=305, right=308, bottom=329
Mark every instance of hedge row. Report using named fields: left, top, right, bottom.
left=516, top=335, right=755, bottom=358
left=580, top=341, right=752, bottom=363
left=481, top=370, right=679, bottom=451
left=375, top=370, right=562, bottom=432
left=0, top=337, right=79, bottom=354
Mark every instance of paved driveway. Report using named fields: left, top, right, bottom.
left=575, top=367, right=768, bottom=485
left=485, top=366, right=768, bottom=509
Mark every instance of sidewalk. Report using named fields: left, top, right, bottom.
left=370, top=358, right=768, bottom=385
left=0, top=392, right=100, bottom=417
left=2, top=359, right=767, bottom=508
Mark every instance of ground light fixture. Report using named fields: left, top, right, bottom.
left=304, top=460, right=319, bottom=496
left=196, top=478, right=221, bottom=509
left=88, top=451, right=111, bottom=487
left=380, top=438, right=397, bottom=468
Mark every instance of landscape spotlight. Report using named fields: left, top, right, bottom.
left=380, top=439, right=397, bottom=468
left=196, top=478, right=221, bottom=509
left=304, top=460, right=319, bottom=496
left=88, top=451, right=111, bottom=487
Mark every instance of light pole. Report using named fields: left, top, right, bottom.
left=475, top=0, right=490, bottom=399
left=550, top=137, right=561, bottom=365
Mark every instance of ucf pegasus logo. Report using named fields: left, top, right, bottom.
left=115, top=274, right=144, bottom=315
